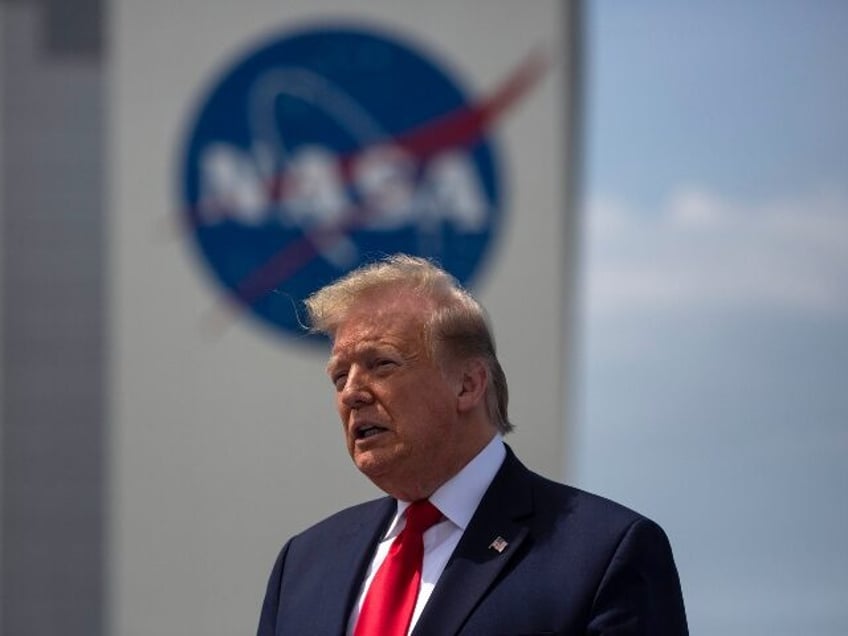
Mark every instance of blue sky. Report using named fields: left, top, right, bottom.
left=574, top=2, right=848, bottom=633
left=586, top=0, right=848, bottom=206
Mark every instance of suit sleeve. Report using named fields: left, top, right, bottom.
left=587, top=518, right=688, bottom=636
left=257, top=541, right=290, bottom=636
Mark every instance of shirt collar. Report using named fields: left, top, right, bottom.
left=387, top=435, right=506, bottom=537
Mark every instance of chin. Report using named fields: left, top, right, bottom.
left=356, top=456, right=409, bottom=493
left=353, top=451, right=390, bottom=478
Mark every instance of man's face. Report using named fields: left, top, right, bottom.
left=326, top=290, right=469, bottom=500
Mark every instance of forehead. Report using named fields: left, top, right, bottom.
left=330, top=292, right=430, bottom=359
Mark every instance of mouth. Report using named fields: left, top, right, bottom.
left=353, top=423, right=389, bottom=440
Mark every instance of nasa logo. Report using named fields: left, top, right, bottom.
left=181, top=25, right=542, bottom=341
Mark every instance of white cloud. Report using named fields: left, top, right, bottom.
left=582, top=185, right=848, bottom=317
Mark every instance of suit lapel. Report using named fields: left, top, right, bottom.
left=317, top=498, right=395, bottom=634
left=412, top=448, right=534, bottom=636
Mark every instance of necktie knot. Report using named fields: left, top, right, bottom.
left=404, top=500, right=442, bottom=534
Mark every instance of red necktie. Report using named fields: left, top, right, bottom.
left=354, top=500, right=443, bottom=636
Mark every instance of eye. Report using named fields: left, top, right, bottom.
left=374, top=358, right=398, bottom=372
left=331, top=371, right=348, bottom=391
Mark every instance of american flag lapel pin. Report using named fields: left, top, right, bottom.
left=489, top=536, right=508, bottom=553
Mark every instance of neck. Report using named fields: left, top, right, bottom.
left=386, top=427, right=497, bottom=501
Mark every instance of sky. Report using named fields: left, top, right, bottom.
left=573, top=2, right=848, bottom=634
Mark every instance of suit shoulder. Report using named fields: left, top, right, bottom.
left=525, top=469, right=655, bottom=532
left=290, top=496, right=392, bottom=543
left=516, top=468, right=679, bottom=581
left=502, top=446, right=650, bottom=527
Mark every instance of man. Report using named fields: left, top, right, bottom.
left=258, top=254, right=688, bottom=635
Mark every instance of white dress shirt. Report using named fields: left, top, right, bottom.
left=347, top=435, right=506, bottom=635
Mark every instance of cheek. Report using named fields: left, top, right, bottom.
left=336, top=399, right=350, bottom=424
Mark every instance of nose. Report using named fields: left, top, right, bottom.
left=340, top=368, right=373, bottom=409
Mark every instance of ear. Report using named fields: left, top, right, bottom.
left=455, top=358, right=488, bottom=414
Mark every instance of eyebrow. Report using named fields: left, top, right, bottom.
left=326, top=342, right=403, bottom=375
left=325, top=347, right=365, bottom=376
left=325, top=355, right=343, bottom=376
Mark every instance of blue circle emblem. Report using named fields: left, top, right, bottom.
left=181, top=26, right=503, bottom=340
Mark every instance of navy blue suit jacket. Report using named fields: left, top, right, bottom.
left=258, top=448, right=688, bottom=635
